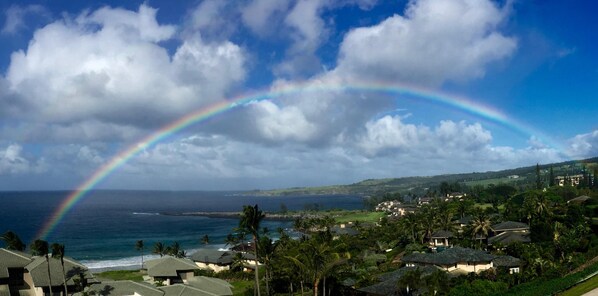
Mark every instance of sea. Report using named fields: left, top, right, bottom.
left=0, top=190, right=364, bottom=271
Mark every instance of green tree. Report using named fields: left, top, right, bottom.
left=470, top=211, right=491, bottom=249
left=239, top=204, right=265, bottom=296
left=423, top=270, right=449, bottom=295
left=30, top=239, right=53, bottom=295
left=201, top=234, right=209, bottom=245
left=398, top=268, right=423, bottom=295
left=549, top=166, right=555, bottom=187
left=135, top=240, right=144, bottom=269
left=1, top=231, right=25, bottom=251
left=153, top=242, right=165, bottom=257
left=536, top=163, right=543, bottom=190
left=51, top=243, right=68, bottom=296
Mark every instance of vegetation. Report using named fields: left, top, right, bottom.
left=95, top=270, right=144, bottom=282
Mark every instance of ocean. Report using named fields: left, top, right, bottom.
left=0, top=190, right=364, bottom=270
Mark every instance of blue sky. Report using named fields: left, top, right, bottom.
left=0, top=0, right=596, bottom=190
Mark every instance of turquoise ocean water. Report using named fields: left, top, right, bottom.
left=0, top=191, right=363, bottom=270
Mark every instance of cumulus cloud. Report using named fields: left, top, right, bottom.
left=357, top=116, right=492, bottom=156
left=0, top=144, right=46, bottom=174
left=1, top=4, right=50, bottom=34
left=241, top=0, right=292, bottom=36
left=2, top=4, right=245, bottom=140
left=332, top=0, right=517, bottom=86
left=568, top=129, right=598, bottom=158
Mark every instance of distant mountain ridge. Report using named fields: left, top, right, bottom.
left=250, top=156, right=598, bottom=196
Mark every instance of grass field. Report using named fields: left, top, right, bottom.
left=465, top=177, right=519, bottom=186
left=559, top=274, right=598, bottom=296
left=94, top=270, right=144, bottom=282
left=230, top=280, right=253, bottom=295
left=334, top=211, right=385, bottom=223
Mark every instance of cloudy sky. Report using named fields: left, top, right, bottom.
left=0, top=0, right=596, bottom=191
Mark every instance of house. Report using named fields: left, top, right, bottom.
left=492, top=255, right=521, bottom=274
left=568, top=195, right=592, bottom=204
left=488, top=221, right=531, bottom=246
left=145, top=256, right=200, bottom=286
left=446, top=192, right=467, bottom=201
left=330, top=224, right=359, bottom=238
left=358, top=265, right=442, bottom=296
left=429, top=230, right=454, bottom=249
left=402, top=247, right=521, bottom=275
left=0, top=248, right=32, bottom=295
left=186, top=276, right=233, bottom=295
left=418, top=197, right=434, bottom=205
left=403, top=247, right=494, bottom=274
left=190, top=249, right=258, bottom=273
left=0, top=248, right=96, bottom=296
left=86, top=280, right=164, bottom=296
left=491, top=221, right=529, bottom=235
left=556, top=174, right=584, bottom=186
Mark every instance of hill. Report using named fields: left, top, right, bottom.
left=249, top=156, right=598, bottom=196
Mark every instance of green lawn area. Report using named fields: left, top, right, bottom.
left=465, top=177, right=518, bottom=186
left=559, top=274, right=598, bottom=296
left=230, top=280, right=253, bottom=295
left=335, top=211, right=385, bottom=223
left=94, top=270, right=144, bottom=282
left=473, top=203, right=505, bottom=210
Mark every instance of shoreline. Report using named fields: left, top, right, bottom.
left=160, top=211, right=316, bottom=220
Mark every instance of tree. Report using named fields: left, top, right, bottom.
left=239, top=204, right=265, bottom=296
left=1, top=231, right=25, bottom=251
left=470, top=211, right=492, bottom=249
left=549, top=166, right=555, bottom=187
left=398, top=268, right=423, bottom=295
left=153, top=242, right=165, bottom=257
left=135, top=240, right=144, bottom=269
left=202, top=234, right=210, bottom=245
left=51, top=243, right=68, bottom=296
left=168, top=241, right=184, bottom=258
left=536, top=163, right=543, bottom=190
left=30, top=239, right=53, bottom=295
left=424, top=270, right=449, bottom=295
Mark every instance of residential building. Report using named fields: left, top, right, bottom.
left=402, top=247, right=520, bottom=274
left=429, top=230, right=454, bottom=249
left=145, top=256, right=199, bottom=286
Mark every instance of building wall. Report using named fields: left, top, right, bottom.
left=195, top=262, right=230, bottom=273
left=456, top=262, right=493, bottom=273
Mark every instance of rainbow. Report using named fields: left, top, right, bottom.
left=36, top=81, right=564, bottom=239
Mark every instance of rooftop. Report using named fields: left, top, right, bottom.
left=0, top=248, right=32, bottom=278
left=87, top=280, right=163, bottom=296
left=403, top=247, right=495, bottom=266
left=488, top=231, right=531, bottom=245
left=492, top=221, right=529, bottom=232
left=190, top=249, right=235, bottom=265
left=145, top=256, right=199, bottom=277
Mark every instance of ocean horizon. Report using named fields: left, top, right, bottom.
left=0, top=190, right=364, bottom=270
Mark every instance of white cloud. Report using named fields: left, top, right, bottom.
left=0, top=144, right=46, bottom=174
left=357, top=116, right=492, bottom=156
left=1, top=4, right=49, bottom=34
left=568, top=129, right=598, bottom=158
left=333, top=0, right=517, bottom=86
left=2, top=4, right=246, bottom=140
left=241, top=0, right=292, bottom=36
left=252, top=100, right=318, bottom=141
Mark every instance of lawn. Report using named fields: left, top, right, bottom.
left=559, top=274, right=598, bottom=296
left=230, top=279, right=253, bottom=295
left=335, top=211, right=385, bottom=223
left=465, top=177, right=519, bottom=186
left=94, top=270, right=144, bottom=282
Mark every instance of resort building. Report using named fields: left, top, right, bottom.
left=0, top=248, right=96, bottom=296
left=488, top=221, right=531, bottom=247
left=190, top=249, right=258, bottom=273
left=403, top=247, right=495, bottom=273
left=556, top=174, right=584, bottom=186
left=144, top=256, right=200, bottom=286
left=191, top=249, right=235, bottom=272
left=429, top=230, right=454, bottom=249
left=86, top=280, right=164, bottom=296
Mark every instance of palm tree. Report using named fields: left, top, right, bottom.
left=135, top=240, right=144, bottom=269
left=51, top=243, right=68, bottom=296
left=239, top=204, right=265, bottom=296
left=153, top=242, right=165, bottom=257
left=201, top=235, right=209, bottom=245
left=1, top=231, right=26, bottom=251
left=470, top=211, right=492, bottom=249
left=424, top=270, right=448, bottom=295
left=169, top=242, right=183, bottom=258
left=398, top=268, right=423, bottom=295
left=401, top=213, right=420, bottom=244
left=30, top=239, right=53, bottom=295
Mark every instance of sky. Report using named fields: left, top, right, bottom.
left=0, top=0, right=596, bottom=191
